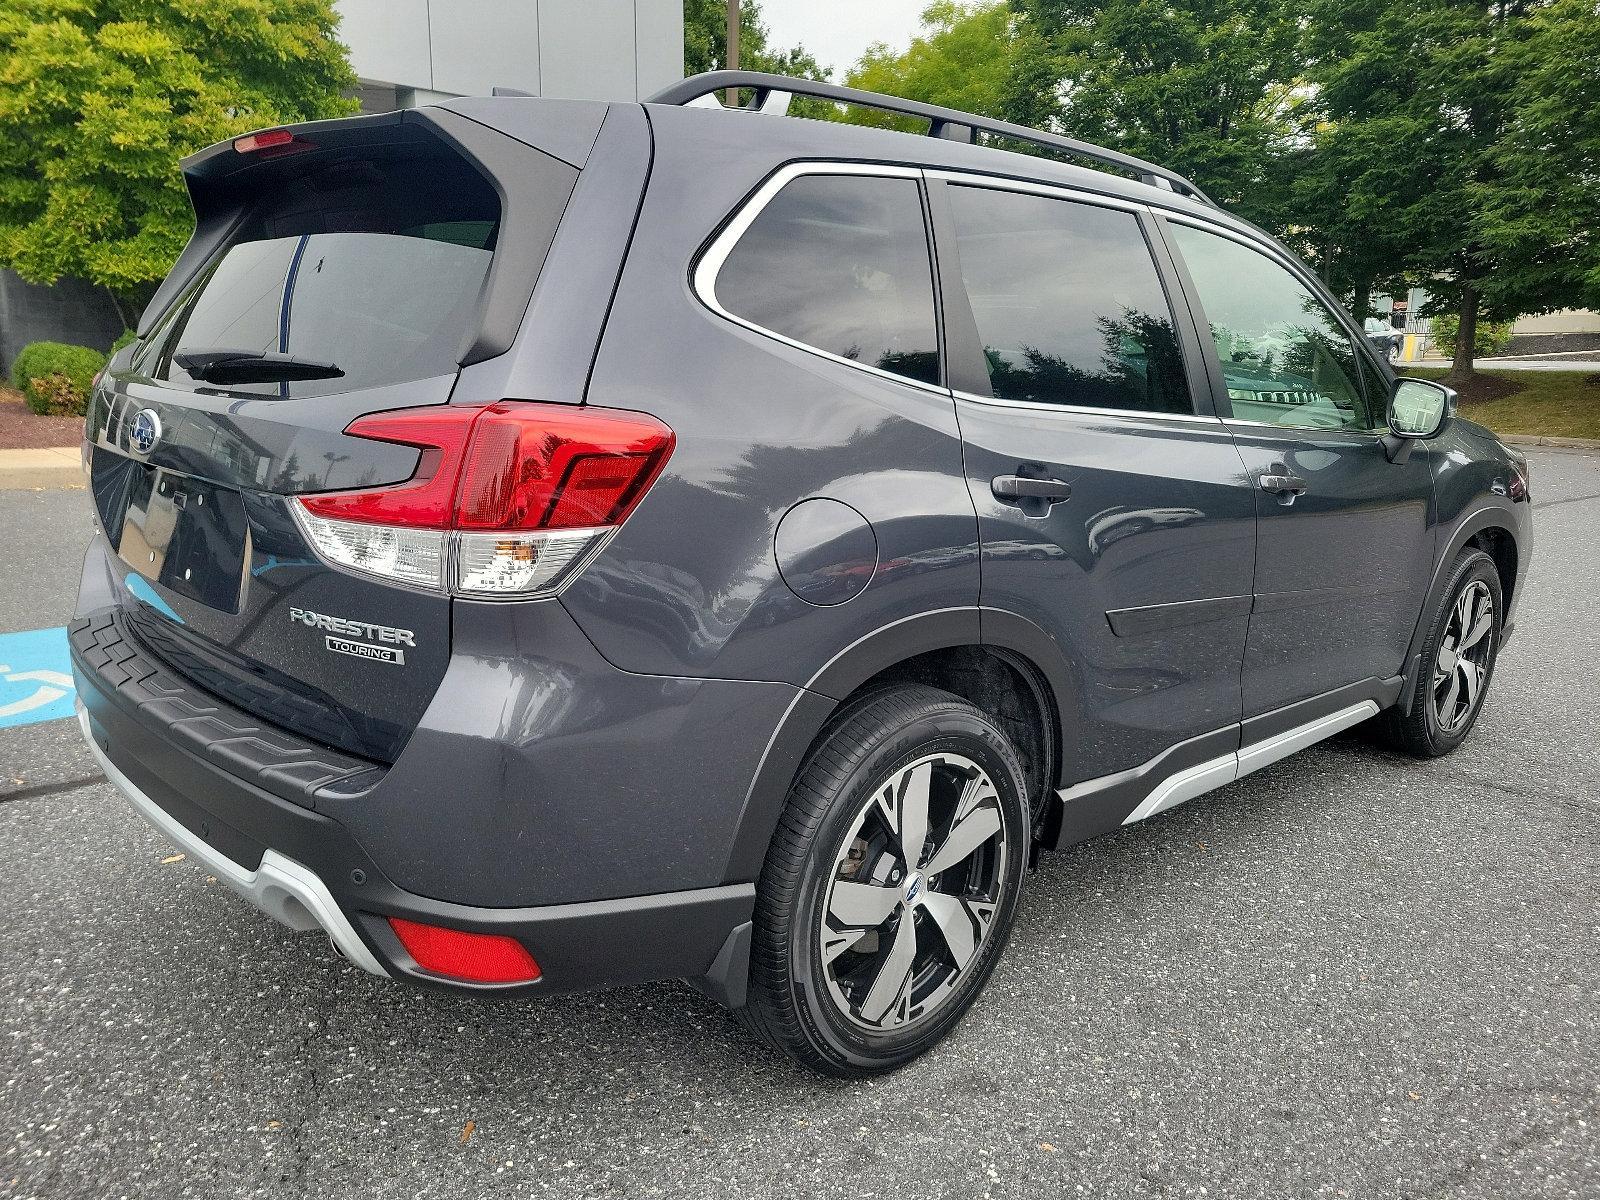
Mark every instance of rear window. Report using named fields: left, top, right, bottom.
left=708, top=173, right=940, bottom=387
left=135, top=152, right=505, bottom=399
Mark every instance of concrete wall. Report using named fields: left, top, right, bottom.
left=0, top=271, right=123, bottom=377
left=336, top=0, right=683, bottom=104
left=1514, top=310, right=1600, bottom=336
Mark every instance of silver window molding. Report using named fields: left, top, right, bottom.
left=1221, top=416, right=1385, bottom=440
left=926, top=168, right=1152, bottom=216
left=952, top=387, right=1223, bottom=425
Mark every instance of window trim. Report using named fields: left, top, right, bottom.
left=1157, top=211, right=1392, bottom=440
left=927, top=169, right=1218, bottom=425
left=692, top=161, right=948, bottom=396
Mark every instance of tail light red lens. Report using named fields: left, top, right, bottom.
left=452, top=404, right=675, bottom=530
left=297, top=407, right=481, bottom=529
left=293, top=401, right=674, bottom=598
left=387, top=917, right=541, bottom=985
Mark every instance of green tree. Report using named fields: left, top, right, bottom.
left=1303, top=0, right=1600, bottom=381
left=1274, top=118, right=1415, bottom=321
left=0, top=0, right=356, bottom=320
left=684, top=0, right=828, bottom=80
left=1480, top=0, right=1600, bottom=332
left=1004, top=0, right=1304, bottom=224
left=844, top=3, right=1017, bottom=130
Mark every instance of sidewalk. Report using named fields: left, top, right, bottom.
left=0, top=446, right=84, bottom=489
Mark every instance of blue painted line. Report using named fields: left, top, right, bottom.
left=0, top=627, right=76, bottom=729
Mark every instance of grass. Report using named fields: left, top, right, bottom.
left=1407, top=367, right=1600, bottom=441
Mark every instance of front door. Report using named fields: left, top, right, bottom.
left=929, top=179, right=1257, bottom=785
left=1161, top=218, right=1436, bottom=718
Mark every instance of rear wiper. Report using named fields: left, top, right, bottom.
left=175, top=349, right=344, bottom=385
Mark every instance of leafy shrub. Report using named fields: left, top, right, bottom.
left=26, top=373, right=89, bottom=417
left=10, top=341, right=106, bottom=417
left=1431, top=314, right=1514, bottom=359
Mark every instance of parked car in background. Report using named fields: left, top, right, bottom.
left=72, top=71, right=1531, bottom=1076
left=1366, top=315, right=1404, bottom=360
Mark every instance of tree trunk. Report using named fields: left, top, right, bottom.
left=725, top=0, right=740, bottom=106
left=104, top=286, right=130, bottom=334
left=1353, top=279, right=1372, bottom=323
left=1447, top=284, right=1479, bottom=385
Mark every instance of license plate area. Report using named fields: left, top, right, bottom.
left=117, top=466, right=247, bottom=613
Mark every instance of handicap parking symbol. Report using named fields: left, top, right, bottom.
left=0, top=627, right=76, bottom=728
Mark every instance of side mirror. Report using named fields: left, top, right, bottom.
left=1381, top=378, right=1454, bottom=463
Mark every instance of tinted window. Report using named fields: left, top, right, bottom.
left=137, top=152, right=514, bottom=399
left=947, top=186, right=1191, bottom=414
left=713, top=174, right=940, bottom=386
left=1170, top=224, right=1377, bottom=431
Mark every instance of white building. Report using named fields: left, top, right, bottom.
left=335, top=0, right=684, bottom=111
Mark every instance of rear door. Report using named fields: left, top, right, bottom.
left=1157, top=216, right=1436, bottom=719
left=927, top=177, right=1257, bottom=784
left=86, top=111, right=583, bottom=761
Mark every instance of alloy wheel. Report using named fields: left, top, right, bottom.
left=1432, top=580, right=1494, bottom=734
left=818, top=752, right=1010, bottom=1033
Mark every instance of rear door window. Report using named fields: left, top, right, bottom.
left=136, top=153, right=509, bottom=399
left=946, top=185, right=1193, bottom=415
left=708, top=172, right=941, bottom=387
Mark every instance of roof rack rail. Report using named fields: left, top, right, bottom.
left=645, top=70, right=1214, bottom=207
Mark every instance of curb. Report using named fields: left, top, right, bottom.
left=0, top=447, right=85, bottom=490
left=1499, top=434, right=1600, bottom=453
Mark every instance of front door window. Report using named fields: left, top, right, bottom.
left=1169, top=224, right=1377, bottom=432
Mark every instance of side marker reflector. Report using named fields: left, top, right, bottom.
left=387, top=917, right=542, bottom=984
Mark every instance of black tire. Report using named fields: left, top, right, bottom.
left=1382, top=548, right=1503, bottom=757
left=742, top=684, right=1030, bottom=1077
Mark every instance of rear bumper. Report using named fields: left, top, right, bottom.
left=79, top=701, right=389, bottom=976
left=72, top=624, right=755, bottom=999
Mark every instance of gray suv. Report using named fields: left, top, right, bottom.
left=71, top=72, right=1532, bottom=1076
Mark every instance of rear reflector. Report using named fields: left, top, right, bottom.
left=293, top=402, right=674, bottom=598
left=387, top=917, right=541, bottom=984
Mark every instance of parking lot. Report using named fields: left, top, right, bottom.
left=2, top=450, right=1596, bottom=1200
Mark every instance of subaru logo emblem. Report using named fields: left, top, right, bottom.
left=129, top=409, right=161, bottom=456
left=903, top=873, right=924, bottom=905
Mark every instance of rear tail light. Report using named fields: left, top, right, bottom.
left=387, top=917, right=541, bottom=984
left=293, top=402, right=674, bottom=598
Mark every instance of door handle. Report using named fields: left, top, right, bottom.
left=992, top=475, right=1072, bottom=504
left=1258, top=472, right=1308, bottom=496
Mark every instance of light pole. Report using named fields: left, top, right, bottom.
left=726, top=0, right=740, bottom=107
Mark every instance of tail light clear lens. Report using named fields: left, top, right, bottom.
left=293, top=401, right=674, bottom=598
left=296, top=509, right=449, bottom=590
left=453, top=528, right=606, bottom=596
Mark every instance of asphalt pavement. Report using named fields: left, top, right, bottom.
left=2, top=454, right=1597, bottom=1200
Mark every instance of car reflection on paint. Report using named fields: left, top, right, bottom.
left=982, top=539, right=1070, bottom=562
left=1086, top=506, right=1204, bottom=554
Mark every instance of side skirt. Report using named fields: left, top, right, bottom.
left=1119, top=700, right=1377, bottom=825
left=1053, top=679, right=1400, bottom=848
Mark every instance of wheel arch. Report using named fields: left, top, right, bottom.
left=1400, top=503, right=1522, bottom=714
left=718, top=608, right=1079, bottom=886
